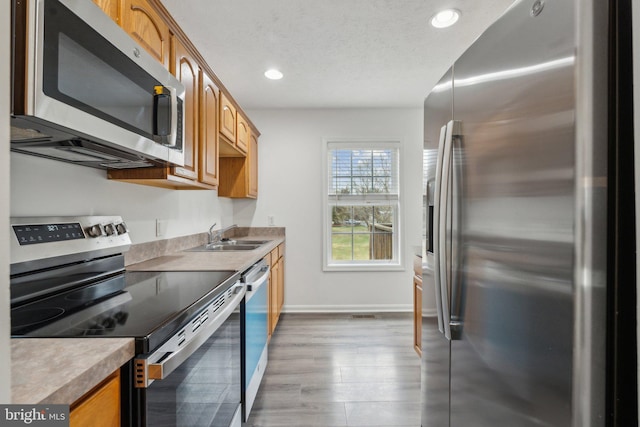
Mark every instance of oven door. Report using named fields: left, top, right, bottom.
left=134, top=282, right=245, bottom=427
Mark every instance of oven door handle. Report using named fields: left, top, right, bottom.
left=135, top=282, right=245, bottom=388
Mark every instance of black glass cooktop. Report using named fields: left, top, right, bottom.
left=11, top=270, right=240, bottom=353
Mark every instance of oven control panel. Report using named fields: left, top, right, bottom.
left=13, top=222, right=85, bottom=245
left=10, top=215, right=132, bottom=273
left=13, top=219, right=129, bottom=244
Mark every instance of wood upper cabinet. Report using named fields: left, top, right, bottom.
left=218, top=131, right=258, bottom=198
left=70, top=370, right=120, bottom=427
left=121, top=0, right=170, bottom=67
left=103, top=0, right=260, bottom=193
left=171, top=36, right=198, bottom=180
left=219, top=92, right=237, bottom=147
left=199, top=71, right=220, bottom=187
left=236, top=112, right=249, bottom=154
left=248, top=132, right=258, bottom=196
left=93, top=0, right=119, bottom=22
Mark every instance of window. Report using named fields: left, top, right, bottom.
left=323, top=140, right=402, bottom=270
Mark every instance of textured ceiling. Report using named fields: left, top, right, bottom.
left=160, top=0, right=515, bottom=109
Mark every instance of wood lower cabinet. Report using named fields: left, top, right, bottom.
left=413, top=275, right=422, bottom=357
left=268, top=243, right=285, bottom=339
left=70, top=370, right=120, bottom=427
left=413, top=255, right=422, bottom=356
left=121, top=0, right=170, bottom=67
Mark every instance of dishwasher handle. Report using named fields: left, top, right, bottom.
left=243, top=260, right=270, bottom=292
left=135, top=282, right=245, bottom=388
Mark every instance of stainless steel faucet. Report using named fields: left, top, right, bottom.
left=208, top=222, right=217, bottom=244
left=208, top=224, right=238, bottom=244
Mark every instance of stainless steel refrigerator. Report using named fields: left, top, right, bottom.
left=421, top=0, right=636, bottom=426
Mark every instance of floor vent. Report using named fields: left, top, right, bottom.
left=351, top=314, right=377, bottom=319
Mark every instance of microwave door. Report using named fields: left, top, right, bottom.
left=12, top=0, right=185, bottom=167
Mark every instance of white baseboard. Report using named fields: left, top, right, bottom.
left=282, top=304, right=414, bottom=313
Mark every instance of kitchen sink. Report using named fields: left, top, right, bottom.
left=186, top=244, right=262, bottom=252
left=185, top=241, right=268, bottom=252
left=225, top=240, right=270, bottom=245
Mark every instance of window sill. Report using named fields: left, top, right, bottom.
left=323, top=263, right=405, bottom=272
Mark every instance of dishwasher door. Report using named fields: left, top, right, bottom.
left=241, top=259, right=270, bottom=421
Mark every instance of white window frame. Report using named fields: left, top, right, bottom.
left=322, top=139, right=403, bottom=271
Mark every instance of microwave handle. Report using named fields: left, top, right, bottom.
left=166, top=85, right=178, bottom=147
left=153, top=85, right=179, bottom=147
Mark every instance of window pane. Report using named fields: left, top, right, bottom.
left=331, top=233, right=353, bottom=260
left=330, top=147, right=397, bottom=196
left=330, top=204, right=393, bottom=261
left=373, top=206, right=393, bottom=225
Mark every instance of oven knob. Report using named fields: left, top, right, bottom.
left=115, top=222, right=129, bottom=235
left=87, top=224, right=105, bottom=238
left=104, top=223, right=116, bottom=236
left=101, top=317, right=116, bottom=330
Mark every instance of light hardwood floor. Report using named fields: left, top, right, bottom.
left=245, top=313, right=421, bottom=427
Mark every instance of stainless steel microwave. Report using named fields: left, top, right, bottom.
left=11, top=0, right=185, bottom=169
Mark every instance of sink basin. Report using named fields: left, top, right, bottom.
left=186, top=243, right=262, bottom=252
left=228, top=240, right=270, bottom=245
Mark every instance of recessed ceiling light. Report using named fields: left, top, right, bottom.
left=430, top=9, right=460, bottom=28
left=264, top=69, right=284, bottom=80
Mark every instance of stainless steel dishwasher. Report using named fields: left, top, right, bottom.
left=241, top=259, right=270, bottom=421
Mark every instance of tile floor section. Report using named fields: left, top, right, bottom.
left=245, top=313, right=421, bottom=427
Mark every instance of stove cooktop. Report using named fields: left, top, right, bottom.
left=11, top=269, right=240, bottom=353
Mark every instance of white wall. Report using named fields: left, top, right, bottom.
left=10, top=154, right=235, bottom=243
left=238, top=108, right=424, bottom=311
left=1, top=0, right=11, bottom=403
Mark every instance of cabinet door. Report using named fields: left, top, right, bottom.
left=219, top=92, right=237, bottom=144
left=276, top=255, right=284, bottom=314
left=199, top=71, right=219, bottom=187
left=171, top=36, right=198, bottom=180
left=236, top=112, right=249, bottom=154
left=70, top=370, right=120, bottom=427
left=121, top=0, right=170, bottom=67
left=413, top=275, right=422, bottom=356
left=269, top=255, right=280, bottom=335
left=248, top=132, right=258, bottom=197
left=93, top=0, right=119, bottom=22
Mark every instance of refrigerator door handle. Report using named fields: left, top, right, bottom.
left=439, top=119, right=463, bottom=341
left=439, top=121, right=454, bottom=340
left=432, top=124, right=448, bottom=334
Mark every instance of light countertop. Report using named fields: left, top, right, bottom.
left=125, top=236, right=284, bottom=272
left=11, top=338, right=134, bottom=404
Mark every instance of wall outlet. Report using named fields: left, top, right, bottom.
left=156, top=219, right=168, bottom=237
left=267, top=216, right=275, bottom=226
